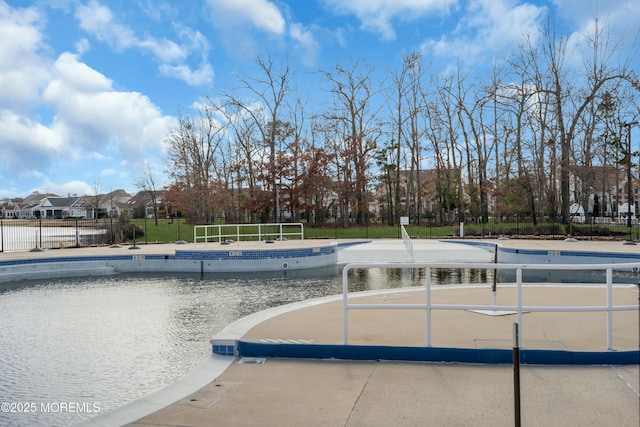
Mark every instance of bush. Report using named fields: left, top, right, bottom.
left=121, top=223, right=145, bottom=241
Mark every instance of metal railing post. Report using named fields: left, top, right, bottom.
left=513, top=322, right=522, bottom=427
left=516, top=267, right=523, bottom=347
left=425, top=266, right=432, bottom=347
left=606, top=267, right=614, bottom=350
left=342, top=265, right=350, bottom=345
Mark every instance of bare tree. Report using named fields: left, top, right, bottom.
left=223, top=54, right=298, bottom=222
left=165, top=105, right=225, bottom=223
left=136, top=164, right=161, bottom=225
left=89, top=180, right=102, bottom=219
left=532, top=18, right=638, bottom=223
left=321, top=59, right=382, bottom=225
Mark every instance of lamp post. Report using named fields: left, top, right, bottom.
left=623, top=122, right=638, bottom=230
left=275, top=178, right=281, bottom=224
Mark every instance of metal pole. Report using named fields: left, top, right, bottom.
left=627, top=125, right=632, bottom=229
left=623, top=122, right=638, bottom=233
left=425, top=267, right=432, bottom=347
left=492, top=244, right=498, bottom=306
left=513, top=322, right=522, bottom=427
left=516, top=268, right=523, bottom=346
left=342, top=266, right=350, bottom=345
left=275, top=178, right=280, bottom=224
left=177, top=214, right=181, bottom=241
left=606, top=267, right=614, bottom=350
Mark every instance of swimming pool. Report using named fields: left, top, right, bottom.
left=0, top=265, right=495, bottom=427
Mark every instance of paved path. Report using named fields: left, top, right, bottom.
left=126, top=284, right=639, bottom=427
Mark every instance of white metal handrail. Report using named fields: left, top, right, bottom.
left=342, top=261, right=640, bottom=350
left=400, top=225, right=414, bottom=262
left=194, top=223, right=304, bottom=244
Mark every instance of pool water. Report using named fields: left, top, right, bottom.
left=0, top=267, right=489, bottom=426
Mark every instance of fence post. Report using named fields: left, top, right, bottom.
left=425, top=266, right=432, bottom=347
left=513, top=323, right=522, bottom=427
left=606, top=267, right=614, bottom=350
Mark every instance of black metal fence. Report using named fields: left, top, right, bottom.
left=0, top=218, right=191, bottom=252
left=1, top=217, right=637, bottom=252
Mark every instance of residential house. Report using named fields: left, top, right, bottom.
left=1, top=192, right=60, bottom=219
left=0, top=198, right=23, bottom=218
left=37, top=196, right=82, bottom=218
left=75, top=190, right=132, bottom=218
left=128, top=190, right=168, bottom=219
left=570, top=165, right=634, bottom=220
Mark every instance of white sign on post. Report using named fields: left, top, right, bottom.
left=400, top=216, right=409, bottom=225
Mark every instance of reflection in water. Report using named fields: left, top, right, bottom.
left=0, top=267, right=490, bottom=427
left=349, top=267, right=492, bottom=292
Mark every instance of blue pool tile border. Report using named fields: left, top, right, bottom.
left=237, top=341, right=640, bottom=365
left=0, top=246, right=337, bottom=268
left=0, top=255, right=135, bottom=267
left=448, top=239, right=640, bottom=262
left=498, top=246, right=640, bottom=261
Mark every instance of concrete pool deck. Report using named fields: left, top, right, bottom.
left=1, top=239, right=639, bottom=426
left=125, top=288, right=638, bottom=427
left=130, top=287, right=640, bottom=427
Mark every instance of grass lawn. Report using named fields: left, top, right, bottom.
left=125, top=218, right=635, bottom=244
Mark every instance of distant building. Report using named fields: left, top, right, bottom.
left=37, top=196, right=82, bottom=218
left=128, top=190, right=168, bottom=219
left=0, top=190, right=131, bottom=219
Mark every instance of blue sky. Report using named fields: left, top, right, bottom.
left=0, top=0, right=638, bottom=199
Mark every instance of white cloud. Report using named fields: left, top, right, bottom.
left=553, top=0, right=640, bottom=69
left=0, top=110, right=64, bottom=175
left=207, top=0, right=286, bottom=35
left=421, top=0, right=546, bottom=67
left=32, top=178, right=93, bottom=198
left=75, top=37, right=90, bottom=54
left=0, top=2, right=50, bottom=110
left=0, top=53, right=172, bottom=176
left=74, top=0, right=212, bottom=86
left=37, top=52, right=172, bottom=163
left=321, top=0, right=457, bottom=40
left=75, top=0, right=136, bottom=51
left=159, top=63, right=214, bottom=86
left=138, top=37, right=186, bottom=63
left=551, top=0, right=638, bottom=27
left=290, top=23, right=321, bottom=67
left=99, top=168, right=118, bottom=177
left=205, top=0, right=286, bottom=57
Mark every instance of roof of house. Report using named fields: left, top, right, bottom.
left=43, top=197, right=81, bottom=208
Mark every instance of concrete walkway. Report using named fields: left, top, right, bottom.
left=125, top=284, right=639, bottom=427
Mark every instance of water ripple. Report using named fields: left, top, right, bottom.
left=0, top=267, right=483, bottom=426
